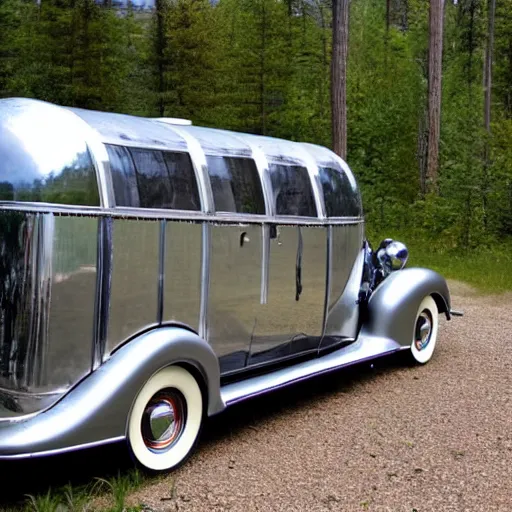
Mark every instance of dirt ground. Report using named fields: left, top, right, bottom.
left=1, top=280, right=511, bottom=512
left=126, top=280, right=512, bottom=512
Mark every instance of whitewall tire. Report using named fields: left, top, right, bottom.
left=127, top=365, right=203, bottom=473
left=409, top=295, right=439, bottom=365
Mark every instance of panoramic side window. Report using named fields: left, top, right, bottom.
left=0, top=142, right=100, bottom=206
left=162, top=152, right=201, bottom=211
left=206, top=156, right=265, bottom=214
left=129, top=148, right=174, bottom=209
left=319, top=166, right=362, bottom=217
left=269, top=163, right=317, bottom=217
left=107, top=145, right=200, bottom=211
left=0, top=110, right=100, bottom=206
left=106, top=145, right=140, bottom=207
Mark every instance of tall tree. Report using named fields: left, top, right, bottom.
left=483, top=0, right=496, bottom=131
left=482, top=0, right=496, bottom=226
left=153, top=0, right=168, bottom=116
left=425, top=0, right=445, bottom=193
left=331, top=0, right=349, bottom=159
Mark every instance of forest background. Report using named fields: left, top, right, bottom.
left=0, top=0, right=511, bottom=291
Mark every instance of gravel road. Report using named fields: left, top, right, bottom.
left=127, top=280, right=512, bottom=512
left=1, top=280, right=511, bottom=512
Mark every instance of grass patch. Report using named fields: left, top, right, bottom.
left=366, top=228, right=512, bottom=294
left=2, top=470, right=147, bottom=512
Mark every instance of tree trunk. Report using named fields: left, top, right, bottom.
left=259, top=0, right=267, bottom=135
left=386, top=0, right=391, bottom=35
left=425, top=0, right=445, bottom=194
left=155, top=0, right=166, bottom=117
left=317, top=0, right=328, bottom=119
left=483, top=0, right=496, bottom=227
left=484, top=0, right=496, bottom=133
left=331, top=0, right=349, bottom=160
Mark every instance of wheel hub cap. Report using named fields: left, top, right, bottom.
left=415, top=310, right=432, bottom=351
left=141, top=391, right=185, bottom=452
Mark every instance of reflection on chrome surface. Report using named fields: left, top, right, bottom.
left=163, top=221, right=202, bottom=332
left=0, top=99, right=100, bottom=206
left=208, top=224, right=263, bottom=372
left=0, top=212, right=98, bottom=415
left=106, top=219, right=160, bottom=354
left=249, top=225, right=327, bottom=364
left=323, top=223, right=365, bottom=347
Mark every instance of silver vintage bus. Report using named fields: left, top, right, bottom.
left=0, top=98, right=457, bottom=472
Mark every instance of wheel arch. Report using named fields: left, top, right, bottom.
left=359, top=267, right=451, bottom=348
left=0, top=326, right=225, bottom=459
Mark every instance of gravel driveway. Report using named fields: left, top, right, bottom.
left=127, top=280, right=511, bottom=512
left=1, top=280, right=511, bottom=512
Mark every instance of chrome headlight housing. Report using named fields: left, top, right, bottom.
left=376, top=238, right=409, bottom=275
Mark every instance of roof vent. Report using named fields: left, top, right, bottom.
left=153, top=117, right=192, bottom=126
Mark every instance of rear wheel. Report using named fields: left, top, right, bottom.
left=127, top=365, right=203, bottom=473
left=409, top=295, right=439, bottom=364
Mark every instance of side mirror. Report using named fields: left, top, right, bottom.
left=376, top=239, right=409, bottom=274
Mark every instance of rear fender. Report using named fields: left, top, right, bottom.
left=0, top=327, right=224, bottom=458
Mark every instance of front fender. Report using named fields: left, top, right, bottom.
left=359, top=267, right=451, bottom=348
left=0, top=327, right=224, bottom=458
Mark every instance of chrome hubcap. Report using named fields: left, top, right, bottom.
left=141, top=390, right=185, bottom=452
left=414, top=310, right=432, bottom=351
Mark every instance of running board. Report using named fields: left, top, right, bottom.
left=220, top=335, right=404, bottom=407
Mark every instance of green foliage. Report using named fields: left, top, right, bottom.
left=0, top=0, right=512, bottom=272
left=12, top=470, right=145, bottom=512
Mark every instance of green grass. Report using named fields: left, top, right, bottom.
left=366, top=228, right=512, bottom=294
left=1, top=470, right=147, bottom=512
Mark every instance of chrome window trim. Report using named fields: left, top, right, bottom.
left=199, top=222, right=210, bottom=340
left=228, top=133, right=274, bottom=217
left=0, top=203, right=364, bottom=225
left=158, top=124, right=214, bottom=214
left=66, top=109, right=115, bottom=209
left=286, top=146, right=327, bottom=220
left=322, top=225, right=333, bottom=338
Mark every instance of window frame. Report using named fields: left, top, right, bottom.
left=266, top=158, right=320, bottom=220
left=317, top=165, right=363, bottom=219
left=106, top=144, right=204, bottom=214
left=205, top=154, right=268, bottom=218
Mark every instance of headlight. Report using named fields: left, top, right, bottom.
left=376, top=239, right=409, bottom=274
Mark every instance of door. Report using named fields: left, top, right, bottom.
left=203, top=154, right=267, bottom=374
left=248, top=162, right=327, bottom=365
left=208, top=223, right=264, bottom=373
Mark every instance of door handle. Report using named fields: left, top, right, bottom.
left=240, top=231, right=250, bottom=247
left=269, top=225, right=281, bottom=245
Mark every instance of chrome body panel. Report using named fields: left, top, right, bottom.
left=0, top=98, right=105, bottom=207
left=221, top=333, right=404, bottom=406
left=0, top=212, right=97, bottom=418
left=0, top=327, right=224, bottom=458
left=0, top=98, right=454, bottom=461
left=69, top=107, right=189, bottom=154
left=322, top=223, right=365, bottom=348
left=208, top=224, right=263, bottom=373
left=106, top=219, right=160, bottom=355
left=163, top=221, right=202, bottom=333
left=248, top=225, right=327, bottom=363
left=45, top=216, right=97, bottom=389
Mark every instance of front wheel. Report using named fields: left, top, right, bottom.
left=409, top=295, right=439, bottom=365
left=127, top=365, right=203, bottom=473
